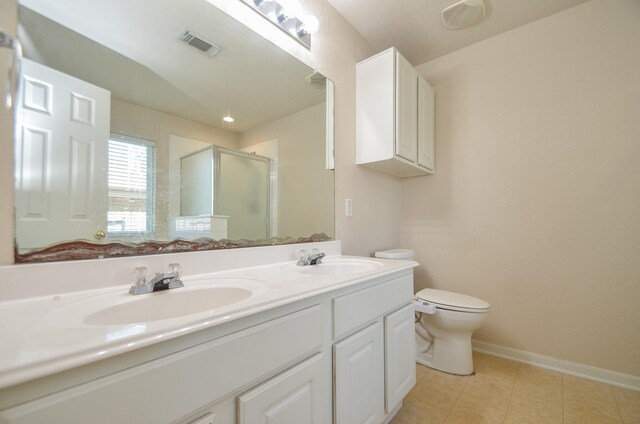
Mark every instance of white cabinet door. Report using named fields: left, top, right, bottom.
left=417, top=77, right=435, bottom=172
left=395, top=52, right=418, bottom=163
left=356, top=47, right=434, bottom=178
left=385, top=304, right=417, bottom=412
left=334, top=322, right=385, bottom=424
left=238, top=353, right=324, bottom=424
left=16, top=59, right=110, bottom=250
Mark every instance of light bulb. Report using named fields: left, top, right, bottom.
left=278, top=0, right=303, bottom=18
left=302, top=15, right=319, bottom=34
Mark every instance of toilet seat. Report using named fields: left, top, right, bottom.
left=415, top=288, right=490, bottom=313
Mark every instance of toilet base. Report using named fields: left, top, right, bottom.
left=415, top=346, right=435, bottom=369
left=413, top=289, right=489, bottom=376
left=415, top=327, right=476, bottom=376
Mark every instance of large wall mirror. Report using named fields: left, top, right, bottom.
left=14, top=0, right=334, bottom=262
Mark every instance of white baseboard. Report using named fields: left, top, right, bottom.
left=472, top=340, right=640, bottom=392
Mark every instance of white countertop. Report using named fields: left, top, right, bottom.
left=0, top=252, right=417, bottom=390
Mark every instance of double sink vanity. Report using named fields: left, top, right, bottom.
left=0, top=241, right=418, bottom=423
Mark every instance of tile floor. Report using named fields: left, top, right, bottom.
left=390, top=352, right=640, bottom=424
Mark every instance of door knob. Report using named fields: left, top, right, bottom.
left=94, top=230, right=106, bottom=240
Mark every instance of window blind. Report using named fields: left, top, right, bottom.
left=107, top=135, right=155, bottom=234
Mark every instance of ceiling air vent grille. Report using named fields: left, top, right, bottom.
left=178, top=30, right=221, bottom=57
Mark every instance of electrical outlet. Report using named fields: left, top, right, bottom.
left=345, top=198, right=353, bottom=217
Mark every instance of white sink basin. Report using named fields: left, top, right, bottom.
left=286, top=258, right=383, bottom=275
left=84, top=286, right=252, bottom=326
left=44, top=278, right=267, bottom=327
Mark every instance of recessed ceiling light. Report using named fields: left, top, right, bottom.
left=223, top=115, right=235, bottom=123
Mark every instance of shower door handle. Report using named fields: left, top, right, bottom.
left=0, top=28, right=23, bottom=111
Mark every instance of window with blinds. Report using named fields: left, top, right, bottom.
left=107, top=134, right=155, bottom=235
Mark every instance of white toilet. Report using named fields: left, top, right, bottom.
left=375, top=249, right=490, bottom=376
left=414, top=288, right=489, bottom=375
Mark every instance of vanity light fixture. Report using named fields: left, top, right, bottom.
left=244, top=0, right=313, bottom=49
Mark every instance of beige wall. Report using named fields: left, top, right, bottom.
left=241, top=103, right=333, bottom=239
left=112, top=99, right=240, bottom=149
left=404, top=0, right=640, bottom=376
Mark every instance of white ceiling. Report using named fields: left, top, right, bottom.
left=18, top=0, right=325, bottom=133
left=325, top=0, right=592, bottom=65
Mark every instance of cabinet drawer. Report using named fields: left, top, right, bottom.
left=333, top=274, right=413, bottom=340
left=0, top=305, right=322, bottom=424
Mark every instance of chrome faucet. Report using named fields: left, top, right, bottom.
left=129, top=263, right=185, bottom=295
left=297, top=248, right=326, bottom=266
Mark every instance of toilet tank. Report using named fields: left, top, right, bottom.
left=374, top=249, right=415, bottom=260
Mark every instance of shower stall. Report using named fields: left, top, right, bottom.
left=179, top=146, right=272, bottom=241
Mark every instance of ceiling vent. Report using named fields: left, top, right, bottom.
left=178, top=30, right=221, bottom=57
left=441, top=0, right=487, bottom=29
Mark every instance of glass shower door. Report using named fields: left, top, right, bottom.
left=216, top=150, right=270, bottom=241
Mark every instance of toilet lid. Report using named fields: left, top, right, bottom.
left=415, top=288, right=490, bottom=312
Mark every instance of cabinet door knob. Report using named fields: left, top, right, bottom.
left=94, top=230, right=106, bottom=240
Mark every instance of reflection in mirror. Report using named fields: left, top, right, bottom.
left=14, top=0, right=334, bottom=262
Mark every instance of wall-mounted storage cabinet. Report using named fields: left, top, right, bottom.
left=357, top=47, right=435, bottom=178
